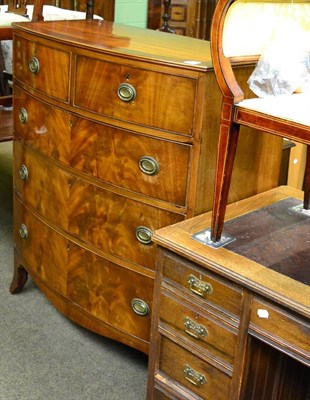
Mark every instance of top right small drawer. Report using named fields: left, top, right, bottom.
left=74, top=55, right=198, bottom=136
left=250, top=297, right=310, bottom=363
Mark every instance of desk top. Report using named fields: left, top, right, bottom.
left=153, top=186, right=310, bottom=319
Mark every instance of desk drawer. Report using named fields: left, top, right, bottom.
left=159, top=337, right=231, bottom=400
left=250, top=297, right=310, bottom=359
left=74, top=55, right=197, bottom=135
left=160, top=292, right=237, bottom=365
left=162, top=252, right=243, bottom=319
left=70, top=117, right=191, bottom=206
left=14, top=36, right=70, bottom=102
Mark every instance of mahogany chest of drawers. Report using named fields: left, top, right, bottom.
left=11, top=20, right=282, bottom=354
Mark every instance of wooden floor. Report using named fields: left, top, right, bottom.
left=0, top=108, right=13, bottom=142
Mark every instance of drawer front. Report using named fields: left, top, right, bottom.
left=14, top=198, right=153, bottom=341
left=159, top=337, right=231, bottom=400
left=14, top=143, right=184, bottom=270
left=162, top=252, right=243, bottom=318
left=68, top=180, right=184, bottom=270
left=70, top=117, right=191, bottom=206
left=14, top=86, right=71, bottom=164
left=160, top=292, right=237, bottom=365
left=14, top=140, right=70, bottom=232
left=250, top=297, right=310, bottom=357
left=74, top=55, right=197, bottom=135
left=67, top=243, right=153, bottom=342
left=14, top=36, right=70, bottom=102
left=14, top=196, right=68, bottom=295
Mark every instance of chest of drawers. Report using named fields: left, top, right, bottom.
left=11, top=20, right=282, bottom=354
left=147, top=187, right=310, bottom=399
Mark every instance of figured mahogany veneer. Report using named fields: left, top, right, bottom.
left=11, top=20, right=283, bottom=354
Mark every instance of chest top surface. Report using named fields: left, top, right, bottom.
left=12, top=19, right=213, bottom=70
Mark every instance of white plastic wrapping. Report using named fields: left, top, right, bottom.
left=248, top=22, right=310, bottom=97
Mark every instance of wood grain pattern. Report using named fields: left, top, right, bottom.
left=12, top=20, right=284, bottom=355
left=14, top=86, right=71, bottom=163
left=70, top=116, right=191, bottom=205
left=148, top=187, right=309, bottom=398
left=159, top=290, right=238, bottom=365
left=14, top=35, right=70, bottom=102
left=159, top=337, right=232, bottom=399
left=74, top=55, right=197, bottom=135
left=68, top=179, right=184, bottom=270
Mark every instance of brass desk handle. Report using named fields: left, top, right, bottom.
left=117, top=82, right=136, bottom=102
left=19, top=224, right=28, bottom=239
left=29, top=56, right=40, bottom=74
left=139, top=156, right=159, bottom=175
left=131, top=298, right=150, bottom=316
left=135, top=226, right=152, bottom=245
left=19, top=165, right=29, bottom=181
left=184, top=317, right=208, bottom=339
left=19, top=108, right=28, bottom=124
left=188, top=274, right=213, bottom=297
left=183, top=364, right=207, bottom=386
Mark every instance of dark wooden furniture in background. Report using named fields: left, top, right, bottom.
left=11, top=19, right=282, bottom=354
left=209, top=0, right=310, bottom=243
left=0, top=0, right=97, bottom=142
left=147, top=186, right=310, bottom=399
left=148, top=0, right=217, bottom=40
left=0, top=0, right=115, bottom=20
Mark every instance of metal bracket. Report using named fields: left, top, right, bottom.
left=192, top=228, right=235, bottom=248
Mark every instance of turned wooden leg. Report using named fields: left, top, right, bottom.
left=211, top=122, right=240, bottom=243
left=303, top=145, right=310, bottom=210
left=10, top=260, right=28, bottom=294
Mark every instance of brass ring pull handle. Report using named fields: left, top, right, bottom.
left=19, top=165, right=29, bottom=181
left=188, top=274, right=213, bottom=297
left=183, top=364, right=207, bottom=386
left=135, top=226, right=152, bottom=245
left=139, top=156, right=160, bottom=175
left=184, top=317, right=208, bottom=339
left=19, top=108, right=28, bottom=124
left=19, top=224, right=29, bottom=239
left=29, top=56, right=40, bottom=74
left=131, top=298, right=150, bottom=316
left=117, top=82, right=136, bottom=102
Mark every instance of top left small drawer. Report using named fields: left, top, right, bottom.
left=14, top=35, right=71, bottom=102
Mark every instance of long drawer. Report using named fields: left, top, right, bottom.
left=14, top=141, right=184, bottom=270
left=14, top=198, right=154, bottom=342
left=14, top=87, right=191, bottom=206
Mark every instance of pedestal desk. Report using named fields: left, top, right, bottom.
left=11, top=20, right=282, bottom=354
left=147, top=186, right=310, bottom=399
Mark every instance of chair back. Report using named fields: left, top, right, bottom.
left=7, top=0, right=28, bottom=16
left=210, top=0, right=310, bottom=103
